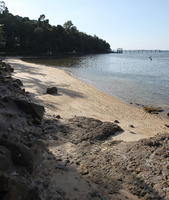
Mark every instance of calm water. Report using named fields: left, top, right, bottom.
left=24, top=51, right=169, bottom=110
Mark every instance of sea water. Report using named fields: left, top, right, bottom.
left=24, top=51, right=169, bottom=110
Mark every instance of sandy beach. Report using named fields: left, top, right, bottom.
left=6, top=58, right=169, bottom=141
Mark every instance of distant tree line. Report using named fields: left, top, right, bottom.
left=0, top=1, right=111, bottom=55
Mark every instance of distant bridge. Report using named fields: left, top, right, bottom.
left=123, top=50, right=162, bottom=53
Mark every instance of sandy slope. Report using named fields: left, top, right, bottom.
left=6, top=58, right=169, bottom=141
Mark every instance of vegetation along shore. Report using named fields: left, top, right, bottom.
left=0, top=2, right=110, bottom=56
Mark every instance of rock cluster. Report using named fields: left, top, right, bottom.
left=0, top=61, right=43, bottom=200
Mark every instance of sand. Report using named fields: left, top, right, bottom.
left=6, top=58, right=169, bottom=141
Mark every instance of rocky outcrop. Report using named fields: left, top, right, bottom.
left=0, top=61, right=41, bottom=200
left=0, top=140, right=34, bottom=173
left=117, top=134, right=169, bottom=199
left=15, top=99, right=45, bottom=123
left=67, top=117, right=123, bottom=144
left=0, top=175, right=40, bottom=200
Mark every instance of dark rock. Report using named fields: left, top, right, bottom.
left=0, top=146, right=14, bottom=171
left=46, top=87, right=58, bottom=95
left=69, top=116, right=102, bottom=129
left=13, top=79, right=23, bottom=86
left=129, top=125, right=135, bottom=128
left=68, top=117, right=123, bottom=144
left=55, top=164, right=66, bottom=170
left=144, top=106, right=164, bottom=114
left=0, top=140, right=34, bottom=173
left=15, top=99, right=45, bottom=122
left=0, top=175, right=40, bottom=200
left=114, top=120, right=119, bottom=123
left=2, top=62, right=14, bottom=73
left=90, top=122, right=123, bottom=141
left=165, top=124, right=169, bottom=128
left=11, top=82, right=20, bottom=88
left=56, top=115, right=61, bottom=119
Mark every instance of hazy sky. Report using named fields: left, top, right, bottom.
left=4, top=0, right=169, bottom=50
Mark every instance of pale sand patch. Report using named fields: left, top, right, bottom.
left=6, top=58, right=169, bottom=141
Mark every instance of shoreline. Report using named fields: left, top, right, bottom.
left=5, top=58, right=169, bottom=141
left=21, top=56, right=169, bottom=116
left=64, top=67, right=169, bottom=119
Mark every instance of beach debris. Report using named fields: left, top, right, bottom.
left=46, top=87, right=58, bottom=95
left=114, top=120, right=120, bottom=123
left=143, top=106, right=164, bottom=114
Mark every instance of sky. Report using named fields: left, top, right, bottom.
left=4, top=0, right=169, bottom=50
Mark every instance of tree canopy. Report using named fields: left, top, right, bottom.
left=0, top=1, right=111, bottom=55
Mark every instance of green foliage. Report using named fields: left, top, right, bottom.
left=0, top=3, right=111, bottom=55
left=63, top=20, right=75, bottom=31
left=0, top=1, right=5, bottom=13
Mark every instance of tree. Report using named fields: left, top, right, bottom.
left=0, top=6, right=111, bottom=55
left=0, top=24, right=6, bottom=48
left=0, top=1, right=8, bottom=14
left=38, top=14, right=45, bottom=23
left=0, top=24, right=4, bottom=41
left=63, top=20, right=76, bottom=31
left=38, top=14, right=50, bottom=30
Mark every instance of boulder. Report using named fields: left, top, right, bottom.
left=46, top=87, right=58, bottom=95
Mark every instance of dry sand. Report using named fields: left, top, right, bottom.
left=6, top=58, right=169, bottom=141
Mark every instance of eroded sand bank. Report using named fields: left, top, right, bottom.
left=6, top=58, right=169, bottom=141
